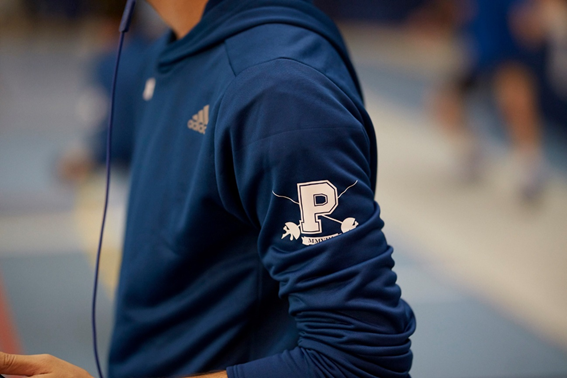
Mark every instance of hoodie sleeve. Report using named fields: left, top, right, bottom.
left=214, top=58, right=415, bottom=378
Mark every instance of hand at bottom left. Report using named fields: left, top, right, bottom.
left=0, top=352, right=94, bottom=378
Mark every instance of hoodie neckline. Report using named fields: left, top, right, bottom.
left=155, top=0, right=362, bottom=98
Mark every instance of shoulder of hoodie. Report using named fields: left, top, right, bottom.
left=222, top=23, right=360, bottom=100
left=214, top=24, right=370, bottom=152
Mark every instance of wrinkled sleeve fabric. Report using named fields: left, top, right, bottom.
left=214, top=58, right=415, bottom=378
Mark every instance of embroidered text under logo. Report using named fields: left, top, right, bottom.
left=188, top=105, right=209, bottom=134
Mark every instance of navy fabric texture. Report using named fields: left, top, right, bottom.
left=204, top=0, right=227, bottom=13
left=108, top=1, right=415, bottom=377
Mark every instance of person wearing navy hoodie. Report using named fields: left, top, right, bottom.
left=0, top=1, right=415, bottom=378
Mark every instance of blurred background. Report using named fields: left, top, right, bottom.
left=0, top=1, right=566, bottom=377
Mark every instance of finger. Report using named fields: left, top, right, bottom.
left=0, top=352, right=49, bottom=376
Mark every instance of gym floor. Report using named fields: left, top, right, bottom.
left=0, top=21, right=566, bottom=378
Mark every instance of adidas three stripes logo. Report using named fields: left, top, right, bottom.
left=188, top=105, right=210, bottom=134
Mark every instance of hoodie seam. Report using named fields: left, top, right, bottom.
left=224, top=55, right=364, bottom=120
left=220, top=57, right=369, bottom=149
left=223, top=42, right=238, bottom=77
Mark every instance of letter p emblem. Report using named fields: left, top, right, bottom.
left=298, top=180, right=338, bottom=234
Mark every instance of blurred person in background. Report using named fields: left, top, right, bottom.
left=429, top=0, right=550, bottom=201
left=542, top=0, right=567, bottom=99
left=57, top=1, right=164, bottom=184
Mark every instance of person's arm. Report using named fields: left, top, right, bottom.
left=214, top=58, right=415, bottom=378
left=0, top=352, right=227, bottom=378
left=0, top=352, right=93, bottom=378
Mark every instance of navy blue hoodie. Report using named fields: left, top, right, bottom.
left=108, top=1, right=415, bottom=377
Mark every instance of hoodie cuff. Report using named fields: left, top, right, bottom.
left=226, top=348, right=313, bottom=378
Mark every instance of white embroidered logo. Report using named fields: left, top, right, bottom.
left=188, top=105, right=210, bottom=134
left=273, top=180, right=359, bottom=245
left=143, top=78, right=156, bottom=101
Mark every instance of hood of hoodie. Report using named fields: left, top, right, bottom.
left=157, top=0, right=362, bottom=98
